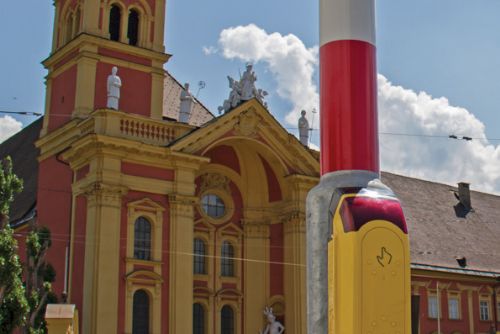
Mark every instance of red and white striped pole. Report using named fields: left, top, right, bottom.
left=320, top=0, right=379, bottom=175
left=307, top=1, right=411, bottom=333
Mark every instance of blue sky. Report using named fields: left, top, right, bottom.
left=0, top=0, right=499, bottom=191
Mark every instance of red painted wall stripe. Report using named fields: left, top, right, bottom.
left=320, top=40, right=379, bottom=174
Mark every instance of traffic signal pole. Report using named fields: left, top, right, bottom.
left=306, top=0, right=411, bottom=332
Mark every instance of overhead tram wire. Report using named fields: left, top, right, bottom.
left=4, top=110, right=499, bottom=142
left=283, top=127, right=500, bottom=142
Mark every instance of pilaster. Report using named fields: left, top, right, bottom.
left=41, top=76, right=53, bottom=136
left=150, top=69, right=165, bottom=120
left=81, top=181, right=127, bottom=334
left=81, top=0, right=101, bottom=36
left=168, top=194, right=197, bottom=334
left=242, top=219, right=270, bottom=334
left=282, top=174, right=315, bottom=334
left=153, top=0, right=166, bottom=52
left=283, top=212, right=306, bottom=334
left=73, top=45, right=99, bottom=119
left=51, top=1, right=60, bottom=52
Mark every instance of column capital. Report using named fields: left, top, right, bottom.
left=83, top=182, right=128, bottom=207
left=282, top=211, right=306, bottom=235
left=168, top=194, right=197, bottom=218
left=242, top=219, right=270, bottom=239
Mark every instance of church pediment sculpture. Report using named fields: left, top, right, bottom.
left=218, top=64, right=268, bottom=114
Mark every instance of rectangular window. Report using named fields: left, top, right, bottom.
left=448, top=297, right=460, bottom=320
left=479, top=300, right=490, bottom=321
left=428, top=295, right=439, bottom=318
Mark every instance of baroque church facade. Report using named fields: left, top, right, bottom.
left=36, top=0, right=315, bottom=333
left=4, top=0, right=500, bottom=333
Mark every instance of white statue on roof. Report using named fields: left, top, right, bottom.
left=298, top=110, right=310, bottom=145
left=218, top=63, right=268, bottom=114
left=107, top=66, right=122, bottom=110
left=179, top=83, right=194, bottom=123
left=241, top=63, right=257, bottom=100
left=259, top=307, right=284, bottom=334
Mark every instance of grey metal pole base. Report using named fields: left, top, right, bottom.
left=306, top=170, right=379, bottom=334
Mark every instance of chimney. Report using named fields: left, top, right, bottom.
left=457, top=182, right=471, bottom=209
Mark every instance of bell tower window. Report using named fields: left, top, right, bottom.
left=109, top=5, right=121, bottom=41
left=65, top=14, right=74, bottom=43
left=128, top=9, right=140, bottom=46
left=74, top=8, right=81, bottom=36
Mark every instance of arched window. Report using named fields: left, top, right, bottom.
left=221, top=305, right=234, bottom=334
left=134, top=217, right=151, bottom=260
left=109, top=4, right=121, bottom=41
left=193, top=238, right=206, bottom=275
left=193, top=303, right=205, bottom=334
left=221, top=241, right=234, bottom=277
left=127, top=9, right=140, bottom=46
left=132, top=290, right=150, bottom=334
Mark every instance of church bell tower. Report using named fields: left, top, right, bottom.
left=42, top=0, right=169, bottom=135
left=37, top=1, right=171, bottom=333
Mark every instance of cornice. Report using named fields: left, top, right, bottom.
left=43, top=33, right=170, bottom=69
left=411, top=268, right=500, bottom=283
left=170, top=100, right=320, bottom=177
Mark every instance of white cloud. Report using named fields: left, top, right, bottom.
left=216, top=24, right=500, bottom=193
left=218, top=24, right=319, bottom=126
left=378, top=75, right=500, bottom=193
left=0, top=116, right=22, bottom=143
left=202, top=45, right=218, bottom=55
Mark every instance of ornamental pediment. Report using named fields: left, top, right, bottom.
left=169, top=99, right=319, bottom=177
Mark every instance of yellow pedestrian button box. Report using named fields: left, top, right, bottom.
left=328, top=188, right=411, bottom=334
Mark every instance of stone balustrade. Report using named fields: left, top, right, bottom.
left=80, top=109, right=194, bottom=146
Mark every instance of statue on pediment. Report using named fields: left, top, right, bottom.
left=218, top=64, right=268, bottom=114
left=298, top=110, right=310, bottom=145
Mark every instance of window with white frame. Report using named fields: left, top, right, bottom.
left=134, top=217, right=152, bottom=261
left=448, top=296, right=460, bottom=319
left=428, top=295, right=439, bottom=318
left=193, top=238, right=207, bottom=275
left=221, top=241, right=235, bottom=277
left=479, top=300, right=490, bottom=321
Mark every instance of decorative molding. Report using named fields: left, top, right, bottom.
left=168, top=194, right=197, bottom=218
left=267, top=295, right=286, bottom=316
left=127, top=198, right=165, bottom=214
left=242, top=219, right=270, bottom=239
left=282, top=211, right=306, bottom=235
left=199, top=173, right=231, bottom=195
left=234, top=107, right=261, bottom=137
left=125, top=270, right=163, bottom=298
left=82, top=182, right=128, bottom=206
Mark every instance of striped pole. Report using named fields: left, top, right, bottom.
left=307, top=1, right=411, bottom=333
left=320, top=0, right=379, bottom=175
